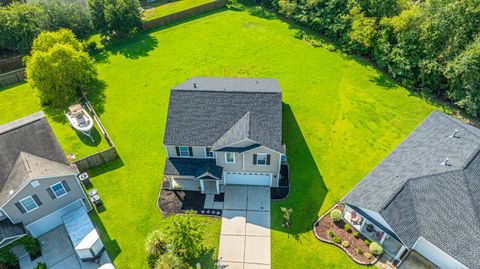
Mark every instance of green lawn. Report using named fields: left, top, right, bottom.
left=1, top=5, right=444, bottom=269
left=142, top=0, right=215, bottom=21
left=0, top=83, right=110, bottom=159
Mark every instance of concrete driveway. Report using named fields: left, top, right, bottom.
left=218, top=186, right=271, bottom=269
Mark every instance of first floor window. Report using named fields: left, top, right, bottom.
left=256, top=153, right=267, bottom=165
left=179, top=146, right=190, bottom=157
left=51, top=182, right=67, bottom=198
left=20, top=196, right=38, bottom=212
left=225, top=152, right=235, bottom=163
left=205, top=147, right=214, bottom=158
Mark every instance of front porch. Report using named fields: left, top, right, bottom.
left=343, top=205, right=405, bottom=261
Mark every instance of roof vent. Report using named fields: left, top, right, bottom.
left=442, top=158, right=450, bottom=166
left=450, top=129, right=459, bottom=138
left=193, top=83, right=197, bottom=88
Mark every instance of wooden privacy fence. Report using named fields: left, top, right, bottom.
left=0, top=56, right=23, bottom=74
left=72, top=95, right=120, bottom=171
left=0, top=68, right=25, bottom=88
left=142, top=0, right=227, bottom=30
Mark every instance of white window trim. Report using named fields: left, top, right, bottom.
left=204, top=147, right=214, bottom=158
left=179, top=146, right=190, bottom=157
left=50, top=182, right=67, bottom=198
left=225, top=152, right=235, bottom=164
left=20, top=196, right=38, bottom=213
left=256, top=153, right=267, bottom=166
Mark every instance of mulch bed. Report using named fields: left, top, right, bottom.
left=272, top=164, right=290, bottom=200
left=158, top=180, right=222, bottom=217
left=313, top=204, right=380, bottom=265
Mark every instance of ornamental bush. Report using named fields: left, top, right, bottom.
left=330, top=209, right=342, bottom=222
left=365, top=239, right=371, bottom=246
left=353, top=231, right=359, bottom=238
left=327, top=230, right=336, bottom=238
left=364, top=252, right=372, bottom=259
left=341, top=241, right=349, bottom=248
left=344, top=224, right=351, bottom=232
left=333, top=236, right=341, bottom=244
left=355, top=247, right=363, bottom=255
left=369, top=242, right=383, bottom=255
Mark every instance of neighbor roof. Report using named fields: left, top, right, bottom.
left=164, top=158, right=223, bottom=179
left=343, top=110, right=480, bottom=268
left=0, top=112, right=76, bottom=206
left=163, top=77, right=283, bottom=152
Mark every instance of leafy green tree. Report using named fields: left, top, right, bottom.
left=349, top=7, right=376, bottom=51
left=35, top=0, right=93, bottom=39
left=164, top=210, right=204, bottom=260
left=31, top=28, right=83, bottom=52
left=25, top=29, right=97, bottom=109
left=0, top=3, right=45, bottom=53
left=88, top=0, right=142, bottom=36
left=445, top=35, right=480, bottom=116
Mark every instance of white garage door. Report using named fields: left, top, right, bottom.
left=224, top=172, right=271, bottom=186
left=26, top=199, right=84, bottom=237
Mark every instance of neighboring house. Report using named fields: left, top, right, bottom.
left=0, top=112, right=92, bottom=248
left=163, top=77, right=285, bottom=194
left=342, top=111, right=480, bottom=269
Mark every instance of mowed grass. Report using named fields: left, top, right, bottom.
left=0, top=83, right=110, bottom=159
left=142, top=0, right=215, bottom=21
left=1, top=5, right=443, bottom=269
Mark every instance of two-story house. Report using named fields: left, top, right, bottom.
left=0, top=112, right=92, bottom=248
left=163, top=77, right=285, bottom=194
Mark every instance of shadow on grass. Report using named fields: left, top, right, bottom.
left=270, top=103, right=327, bottom=238
left=89, top=210, right=121, bottom=262
left=87, top=158, right=125, bottom=178
left=190, top=247, right=216, bottom=268
left=0, top=81, right=27, bottom=93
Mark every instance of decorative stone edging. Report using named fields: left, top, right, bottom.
left=312, top=204, right=379, bottom=266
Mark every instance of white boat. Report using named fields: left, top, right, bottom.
left=66, top=104, right=94, bottom=141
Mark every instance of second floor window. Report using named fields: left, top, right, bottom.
left=20, top=196, right=38, bottom=212
left=51, top=182, right=67, bottom=198
left=225, top=152, right=235, bottom=163
left=205, top=147, right=214, bottom=158
left=179, top=146, right=190, bottom=157
left=256, top=153, right=267, bottom=165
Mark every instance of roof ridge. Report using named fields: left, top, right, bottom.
left=463, top=146, right=480, bottom=169
left=211, top=112, right=251, bottom=149
left=435, top=110, right=480, bottom=140
left=0, top=112, right=45, bottom=135
left=460, top=169, right=480, bottom=229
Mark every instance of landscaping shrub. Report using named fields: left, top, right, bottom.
left=369, top=242, right=384, bottom=255
left=355, top=247, right=363, bottom=255
left=17, top=235, right=41, bottom=257
left=164, top=210, right=204, bottom=260
left=153, top=253, right=188, bottom=269
left=145, top=230, right=168, bottom=257
left=365, top=239, right=371, bottom=246
left=341, top=240, right=349, bottom=248
left=364, top=252, right=372, bottom=259
left=35, top=263, right=47, bottom=269
left=0, top=248, right=17, bottom=267
left=327, top=230, right=336, bottom=238
left=353, top=231, right=359, bottom=238
left=344, top=224, right=351, bottom=232
left=332, top=236, right=341, bottom=244
left=329, top=209, right=342, bottom=222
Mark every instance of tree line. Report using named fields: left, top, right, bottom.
left=0, top=0, right=142, bottom=55
left=257, top=0, right=480, bottom=116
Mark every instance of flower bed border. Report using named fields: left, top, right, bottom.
left=313, top=203, right=379, bottom=266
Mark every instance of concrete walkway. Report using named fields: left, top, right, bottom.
left=218, top=186, right=271, bottom=269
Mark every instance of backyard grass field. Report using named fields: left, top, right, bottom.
left=0, top=5, right=444, bottom=269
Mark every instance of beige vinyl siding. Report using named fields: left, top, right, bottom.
left=165, top=145, right=212, bottom=159
left=3, top=175, right=90, bottom=225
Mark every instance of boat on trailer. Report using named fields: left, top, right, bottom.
left=66, top=104, right=94, bottom=142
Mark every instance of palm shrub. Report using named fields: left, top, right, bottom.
left=329, top=209, right=342, bottom=222
left=145, top=230, right=168, bottom=257
left=153, top=253, right=188, bottom=269
left=369, top=242, right=383, bottom=255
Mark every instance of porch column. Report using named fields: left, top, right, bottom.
left=200, top=180, right=205, bottom=193
left=395, top=246, right=407, bottom=260
left=167, top=176, right=173, bottom=190
left=216, top=180, right=220, bottom=194
left=359, top=218, right=367, bottom=232
left=380, top=233, right=387, bottom=244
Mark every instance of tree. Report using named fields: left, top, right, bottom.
left=31, top=28, right=83, bottom=52
left=349, top=7, right=376, bottom=51
left=89, top=0, right=142, bottom=36
left=445, top=35, right=480, bottom=116
left=35, top=0, right=93, bottom=39
left=0, top=3, right=45, bottom=53
left=25, top=29, right=97, bottom=109
left=164, top=210, right=204, bottom=260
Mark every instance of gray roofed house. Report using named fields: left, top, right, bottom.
left=0, top=112, right=92, bottom=249
left=163, top=77, right=286, bottom=194
left=341, top=110, right=480, bottom=269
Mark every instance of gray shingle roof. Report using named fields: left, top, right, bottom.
left=0, top=112, right=75, bottom=205
left=343, top=111, right=480, bottom=211
left=164, top=77, right=283, bottom=152
left=164, top=158, right=223, bottom=179
left=343, top=110, right=480, bottom=268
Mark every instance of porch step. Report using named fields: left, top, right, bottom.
left=204, top=194, right=215, bottom=209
